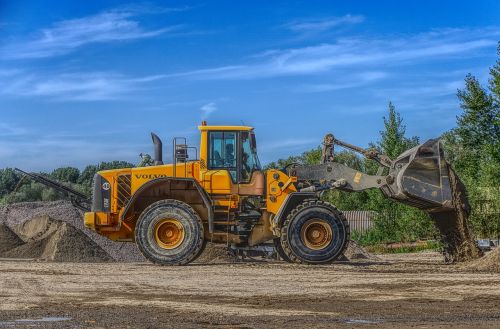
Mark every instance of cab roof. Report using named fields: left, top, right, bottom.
left=198, top=125, right=254, bottom=132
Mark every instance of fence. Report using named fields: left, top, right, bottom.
left=342, top=210, right=376, bottom=234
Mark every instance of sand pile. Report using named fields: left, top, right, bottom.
left=0, top=216, right=112, bottom=262
left=0, top=224, right=24, bottom=253
left=429, top=167, right=483, bottom=263
left=341, top=240, right=380, bottom=261
left=195, top=243, right=239, bottom=264
left=465, top=247, right=500, bottom=272
left=0, top=201, right=145, bottom=262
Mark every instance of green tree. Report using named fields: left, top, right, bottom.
left=264, top=155, right=303, bottom=170
left=364, top=102, right=433, bottom=243
left=0, top=168, right=20, bottom=197
left=51, top=167, right=80, bottom=183
left=456, top=75, right=496, bottom=146
left=446, top=74, right=499, bottom=181
left=264, top=147, right=322, bottom=170
left=442, top=44, right=500, bottom=237
left=379, top=101, right=419, bottom=159
left=489, top=43, right=500, bottom=114
left=1, top=160, right=135, bottom=204
left=78, top=165, right=98, bottom=186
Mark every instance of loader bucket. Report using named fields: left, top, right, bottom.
left=391, top=139, right=453, bottom=211
left=388, top=140, right=481, bottom=262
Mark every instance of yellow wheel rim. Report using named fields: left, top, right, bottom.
left=154, top=219, right=185, bottom=249
left=300, top=219, right=333, bottom=250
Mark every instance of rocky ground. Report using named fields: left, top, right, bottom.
left=0, top=252, right=499, bottom=329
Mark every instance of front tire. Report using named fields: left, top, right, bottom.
left=273, top=238, right=292, bottom=263
left=135, top=199, right=205, bottom=265
left=280, top=200, right=349, bottom=264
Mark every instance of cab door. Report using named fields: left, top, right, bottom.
left=202, top=130, right=264, bottom=196
left=202, top=131, right=237, bottom=194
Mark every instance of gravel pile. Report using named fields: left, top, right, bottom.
left=342, top=240, right=380, bottom=261
left=1, top=216, right=113, bottom=262
left=0, top=201, right=145, bottom=262
left=0, top=224, right=23, bottom=253
left=195, top=243, right=239, bottom=264
left=465, top=247, right=500, bottom=272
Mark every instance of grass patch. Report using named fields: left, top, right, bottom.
left=364, top=240, right=442, bottom=254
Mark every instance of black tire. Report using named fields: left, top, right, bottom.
left=280, top=200, right=350, bottom=264
left=135, top=199, right=205, bottom=265
left=273, top=238, right=293, bottom=263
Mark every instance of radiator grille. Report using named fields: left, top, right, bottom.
left=117, top=174, right=132, bottom=208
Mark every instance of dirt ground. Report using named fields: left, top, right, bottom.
left=1, top=252, right=499, bottom=329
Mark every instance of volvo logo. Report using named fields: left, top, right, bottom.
left=135, top=174, right=168, bottom=179
left=102, top=182, right=111, bottom=190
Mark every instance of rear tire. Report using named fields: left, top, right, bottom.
left=135, top=199, right=205, bottom=265
left=280, top=200, right=349, bottom=264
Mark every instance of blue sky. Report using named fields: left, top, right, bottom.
left=1, top=1, right=499, bottom=171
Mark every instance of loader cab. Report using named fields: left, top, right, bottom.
left=198, top=123, right=264, bottom=195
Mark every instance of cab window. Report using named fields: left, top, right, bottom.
left=208, top=132, right=237, bottom=182
left=240, top=131, right=261, bottom=183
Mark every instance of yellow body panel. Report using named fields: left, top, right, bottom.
left=198, top=125, right=254, bottom=132
left=266, top=169, right=297, bottom=214
left=99, top=162, right=199, bottom=194
left=129, top=162, right=199, bottom=193
left=84, top=212, right=96, bottom=230
left=200, top=169, right=233, bottom=194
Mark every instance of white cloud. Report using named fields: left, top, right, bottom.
left=200, top=102, right=217, bottom=119
left=1, top=10, right=179, bottom=59
left=168, top=28, right=499, bottom=80
left=1, top=71, right=165, bottom=101
left=286, top=15, right=364, bottom=34
left=0, top=123, right=28, bottom=137
left=374, top=79, right=464, bottom=99
left=299, top=71, right=388, bottom=93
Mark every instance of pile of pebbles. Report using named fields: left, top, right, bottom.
left=0, top=216, right=112, bottom=262
left=0, top=201, right=145, bottom=262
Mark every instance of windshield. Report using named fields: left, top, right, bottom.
left=240, top=132, right=261, bottom=182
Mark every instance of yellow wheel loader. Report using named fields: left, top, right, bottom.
left=16, top=122, right=480, bottom=265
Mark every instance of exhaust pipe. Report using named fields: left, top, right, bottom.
left=151, top=133, right=163, bottom=165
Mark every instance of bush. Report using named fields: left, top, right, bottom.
left=0, top=160, right=135, bottom=204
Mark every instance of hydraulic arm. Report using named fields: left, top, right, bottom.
left=292, top=135, right=454, bottom=212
